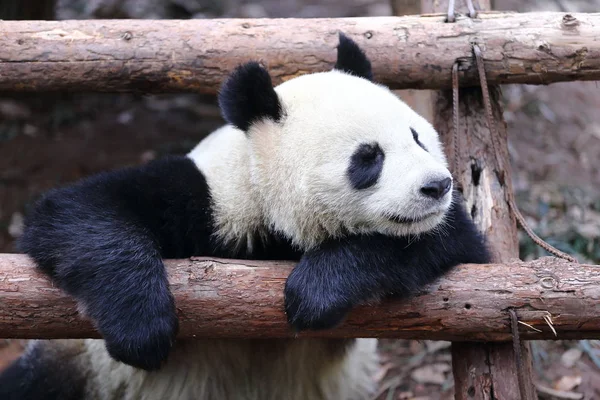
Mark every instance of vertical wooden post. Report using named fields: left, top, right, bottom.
left=416, top=0, right=537, bottom=398
left=435, top=88, right=536, bottom=400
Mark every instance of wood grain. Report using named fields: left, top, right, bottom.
left=0, top=253, right=598, bottom=341
left=0, top=12, right=599, bottom=93
left=428, top=0, right=537, bottom=397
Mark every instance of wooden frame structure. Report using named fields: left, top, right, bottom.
left=1, top=254, right=598, bottom=341
left=0, top=12, right=599, bottom=93
left=1, top=1, right=598, bottom=399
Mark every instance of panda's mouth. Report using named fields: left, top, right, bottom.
left=387, top=211, right=440, bottom=224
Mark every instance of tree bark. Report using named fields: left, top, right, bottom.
left=424, top=0, right=537, bottom=398
left=390, top=0, right=436, bottom=123
left=0, top=12, right=598, bottom=93
left=0, top=253, right=598, bottom=341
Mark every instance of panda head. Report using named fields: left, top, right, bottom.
left=218, top=32, right=453, bottom=249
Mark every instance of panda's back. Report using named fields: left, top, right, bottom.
left=187, top=125, right=302, bottom=260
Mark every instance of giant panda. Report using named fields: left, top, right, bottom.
left=0, top=33, right=490, bottom=400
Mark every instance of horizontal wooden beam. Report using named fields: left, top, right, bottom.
left=0, top=12, right=599, bottom=93
left=1, top=253, right=599, bottom=341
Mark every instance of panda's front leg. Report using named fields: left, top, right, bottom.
left=284, top=235, right=392, bottom=332
left=284, top=197, right=491, bottom=332
left=17, top=156, right=211, bottom=370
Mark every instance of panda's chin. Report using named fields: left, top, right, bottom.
left=379, top=211, right=447, bottom=237
left=387, top=210, right=441, bottom=225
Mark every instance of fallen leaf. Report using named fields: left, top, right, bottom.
left=561, top=348, right=583, bottom=368
left=555, top=375, right=582, bottom=392
left=0, top=100, right=31, bottom=120
left=8, top=212, right=24, bottom=238
left=397, top=391, right=413, bottom=400
left=424, top=341, right=451, bottom=353
left=410, top=364, right=450, bottom=385
left=373, top=362, right=395, bottom=383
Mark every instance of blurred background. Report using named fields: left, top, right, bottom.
left=0, top=0, right=599, bottom=398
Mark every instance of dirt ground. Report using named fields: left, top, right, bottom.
left=1, top=0, right=600, bottom=399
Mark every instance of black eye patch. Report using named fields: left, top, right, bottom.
left=411, top=128, right=428, bottom=151
left=347, top=143, right=385, bottom=190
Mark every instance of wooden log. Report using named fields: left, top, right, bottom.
left=0, top=12, right=599, bottom=93
left=427, top=1, right=537, bottom=397
left=390, top=0, right=436, bottom=124
left=425, top=1, right=536, bottom=398
left=1, top=253, right=599, bottom=341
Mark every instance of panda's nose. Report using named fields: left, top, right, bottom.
left=420, top=177, right=452, bottom=200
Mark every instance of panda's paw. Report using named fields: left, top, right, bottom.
left=284, top=266, right=353, bottom=332
left=101, top=303, right=179, bottom=371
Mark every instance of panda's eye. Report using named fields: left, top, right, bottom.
left=411, top=128, right=428, bottom=151
left=347, top=143, right=385, bottom=190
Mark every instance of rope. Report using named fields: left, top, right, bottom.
left=445, top=6, right=577, bottom=400
left=472, top=44, right=578, bottom=264
left=509, top=309, right=529, bottom=400
left=451, top=63, right=461, bottom=181
left=446, top=0, right=456, bottom=22
left=466, top=0, right=477, bottom=18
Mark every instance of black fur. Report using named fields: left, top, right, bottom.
left=334, top=32, right=373, bottom=81
left=218, top=62, right=283, bottom=132
left=1, top=32, right=492, bottom=398
left=347, top=142, right=385, bottom=190
left=0, top=342, right=86, bottom=400
left=411, top=128, right=428, bottom=151
left=6, top=153, right=488, bottom=372
left=16, top=155, right=299, bottom=372
left=4, top=157, right=489, bottom=395
left=284, top=191, right=491, bottom=331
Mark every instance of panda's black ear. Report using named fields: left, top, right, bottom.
left=218, top=62, right=283, bottom=132
left=334, top=32, right=373, bottom=81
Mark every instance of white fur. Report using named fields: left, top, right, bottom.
left=179, top=70, right=453, bottom=400
left=26, top=69, right=452, bottom=400
left=190, top=70, right=452, bottom=251
left=182, top=69, right=453, bottom=400
left=188, top=125, right=266, bottom=253
left=34, top=338, right=378, bottom=400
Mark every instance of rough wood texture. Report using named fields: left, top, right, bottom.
left=439, top=87, right=538, bottom=399
left=391, top=0, right=436, bottom=124
left=1, top=253, right=599, bottom=341
left=451, top=341, right=537, bottom=399
left=438, top=84, right=537, bottom=400
left=437, top=87, right=518, bottom=260
left=0, top=12, right=599, bottom=93
left=427, top=0, right=536, bottom=398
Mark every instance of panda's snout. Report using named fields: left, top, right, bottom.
left=420, top=177, right=452, bottom=200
